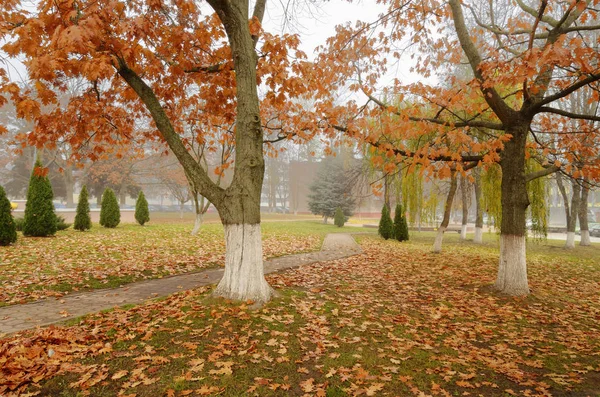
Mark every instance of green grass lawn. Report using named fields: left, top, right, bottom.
left=0, top=221, right=374, bottom=306
left=2, top=230, right=599, bottom=396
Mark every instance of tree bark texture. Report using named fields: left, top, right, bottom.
left=565, top=181, right=581, bottom=249
left=206, top=0, right=268, bottom=301
left=64, top=166, right=74, bottom=207
left=579, top=183, right=590, bottom=246
left=433, top=171, right=457, bottom=253
left=213, top=224, right=272, bottom=302
left=460, top=175, right=468, bottom=240
left=496, top=125, right=530, bottom=295
left=474, top=168, right=483, bottom=244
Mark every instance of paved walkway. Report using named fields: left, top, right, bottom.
left=0, top=233, right=362, bottom=336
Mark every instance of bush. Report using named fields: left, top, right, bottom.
left=99, top=188, right=120, bottom=228
left=135, top=191, right=150, bottom=226
left=0, top=185, right=17, bottom=246
left=378, top=204, right=394, bottom=240
left=14, top=217, right=25, bottom=232
left=56, top=215, right=72, bottom=231
left=393, top=203, right=409, bottom=242
left=23, top=160, right=58, bottom=237
left=334, top=206, right=345, bottom=227
left=74, top=185, right=92, bottom=231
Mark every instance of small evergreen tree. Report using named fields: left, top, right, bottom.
left=135, top=191, right=150, bottom=226
left=74, top=185, right=92, bottom=231
left=23, top=160, right=58, bottom=237
left=393, top=203, right=409, bottom=241
left=378, top=204, right=393, bottom=240
left=0, top=185, right=17, bottom=246
left=308, top=157, right=356, bottom=222
left=99, top=188, right=120, bottom=228
left=334, top=206, right=345, bottom=227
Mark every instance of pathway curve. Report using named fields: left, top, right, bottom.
left=0, top=233, right=362, bottom=335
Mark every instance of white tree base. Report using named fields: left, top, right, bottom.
left=474, top=227, right=483, bottom=244
left=495, top=234, right=529, bottom=295
left=460, top=225, right=467, bottom=240
left=580, top=230, right=591, bottom=246
left=191, top=214, right=203, bottom=236
left=213, top=224, right=273, bottom=303
left=433, top=227, right=446, bottom=253
left=565, top=232, right=575, bottom=249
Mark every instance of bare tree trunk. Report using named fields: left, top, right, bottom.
left=579, top=182, right=590, bottom=246
left=433, top=171, right=458, bottom=253
left=209, top=0, right=272, bottom=303
left=460, top=175, right=468, bottom=240
left=384, top=173, right=391, bottom=209
left=474, top=168, right=483, bottom=244
left=496, top=126, right=529, bottom=296
left=119, top=186, right=127, bottom=206
left=64, top=166, right=74, bottom=208
left=565, top=180, right=581, bottom=249
left=556, top=173, right=572, bottom=244
left=191, top=194, right=203, bottom=236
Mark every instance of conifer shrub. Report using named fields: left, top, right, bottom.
left=56, top=215, right=72, bottom=231
left=74, top=185, right=92, bottom=231
left=378, top=204, right=394, bottom=240
left=334, top=206, right=345, bottom=227
left=23, top=160, right=58, bottom=237
left=135, top=191, right=150, bottom=226
left=99, top=188, right=120, bottom=228
left=0, top=185, right=17, bottom=246
left=393, top=203, right=409, bottom=242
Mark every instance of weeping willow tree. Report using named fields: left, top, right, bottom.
left=400, top=164, right=442, bottom=230
left=481, top=162, right=548, bottom=239
left=526, top=160, right=549, bottom=241
left=402, top=167, right=424, bottom=227
left=481, top=164, right=502, bottom=232
left=421, top=184, right=440, bottom=226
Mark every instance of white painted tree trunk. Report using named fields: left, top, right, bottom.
left=580, top=230, right=591, bottom=246
left=191, top=213, right=203, bottom=236
left=565, top=232, right=575, bottom=249
left=433, top=227, right=445, bottom=253
left=474, top=227, right=483, bottom=244
left=460, top=225, right=467, bottom=240
left=214, top=224, right=273, bottom=302
left=495, top=234, right=529, bottom=295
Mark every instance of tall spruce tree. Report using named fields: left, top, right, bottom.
left=378, top=204, right=393, bottom=240
left=74, top=185, right=92, bottom=231
left=23, top=160, right=57, bottom=237
left=135, top=191, right=150, bottom=226
left=308, top=158, right=356, bottom=223
left=99, top=188, right=120, bottom=228
left=393, top=203, right=409, bottom=242
left=0, top=185, right=17, bottom=246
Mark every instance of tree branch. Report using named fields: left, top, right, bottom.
left=333, top=124, right=490, bottom=163
left=531, top=72, right=600, bottom=110
left=116, top=58, right=224, bottom=206
left=525, top=164, right=560, bottom=182
left=362, top=87, right=505, bottom=130
left=538, top=106, right=600, bottom=122
left=448, top=0, right=515, bottom=122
